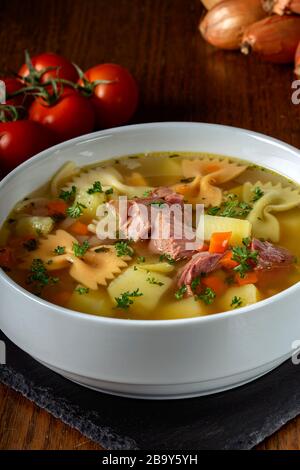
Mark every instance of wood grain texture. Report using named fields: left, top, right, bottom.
left=0, top=0, right=299, bottom=450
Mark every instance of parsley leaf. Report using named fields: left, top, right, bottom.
left=73, top=240, right=90, bottom=257
left=231, top=296, right=243, bottom=309
left=59, top=185, right=76, bottom=202
left=114, top=241, right=134, bottom=257
left=54, top=245, right=66, bottom=255
left=175, top=285, right=187, bottom=300
left=137, top=256, right=146, bottom=263
left=159, top=254, right=176, bottom=265
left=114, top=289, right=143, bottom=310
left=252, top=186, right=264, bottom=202
left=87, top=181, right=103, bottom=194
left=147, top=276, right=164, bottom=286
left=67, top=202, right=87, bottom=218
left=27, top=259, right=59, bottom=292
left=232, top=241, right=258, bottom=278
left=75, top=286, right=90, bottom=295
left=197, top=287, right=216, bottom=305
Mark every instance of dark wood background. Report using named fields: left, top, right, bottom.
left=0, top=0, right=300, bottom=450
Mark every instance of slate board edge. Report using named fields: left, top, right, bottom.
left=0, top=365, right=139, bottom=451
left=1, top=363, right=300, bottom=450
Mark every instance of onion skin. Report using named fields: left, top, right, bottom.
left=295, top=42, right=300, bottom=78
left=199, top=0, right=267, bottom=50
left=200, top=0, right=223, bottom=9
left=241, top=15, right=300, bottom=63
left=272, top=0, right=300, bottom=14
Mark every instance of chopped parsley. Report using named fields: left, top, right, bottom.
left=175, top=285, right=187, bottom=300
left=143, top=190, right=152, bottom=197
left=87, top=181, right=103, bottom=194
left=150, top=201, right=166, bottom=208
left=159, top=254, right=176, bottom=265
left=54, top=245, right=66, bottom=255
left=67, top=202, right=86, bottom=218
left=114, top=289, right=143, bottom=310
left=27, top=259, right=59, bottom=292
left=23, top=238, right=38, bottom=252
left=59, top=185, right=76, bottom=202
left=232, top=239, right=258, bottom=278
left=73, top=240, right=90, bottom=257
left=252, top=186, right=264, bottom=202
left=75, top=286, right=90, bottom=295
left=197, top=287, right=216, bottom=305
left=191, top=276, right=201, bottom=293
left=231, top=296, right=243, bottom=309
left=137, top=256, right=146, bottom=263
left=114, top=241, right=134, bottom=257
left=207, top=195, right=252, bottom=218
left=105, top=187, right=114, bottom=195
left=147, top=276, right=164, bottom=286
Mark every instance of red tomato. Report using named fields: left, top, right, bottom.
left=0, top=120, right=56, bottom=173
left=1, top=78, right=25, bottom=106
left=19, top=52, right=78, bottom=84
left=83, top=63, right=138, bottom=128
left=28, top=89, right=95, bottom=142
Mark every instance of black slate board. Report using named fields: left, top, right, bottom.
left=1, top=330, right=300, bottom=450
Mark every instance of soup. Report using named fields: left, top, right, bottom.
left=1, top=152, right=300, bottom=320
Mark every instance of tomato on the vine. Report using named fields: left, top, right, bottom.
left=0, top=120, right=56, bottom=173
left=83, top=63, right=138, bottom=128
left=19, top=52, right=78, bottom=84
left=28, top=88, right=95, bottom=142
left=1, top=78, right=25, bottom=106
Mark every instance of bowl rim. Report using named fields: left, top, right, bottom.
left=1, top=121, right=300, bottom=327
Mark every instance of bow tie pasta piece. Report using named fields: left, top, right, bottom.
left=175, top=158, right=247, bottom=207
left=64, top=166, right=153, bottom=198
left=19, top=229, right=131, bottom=290
left=243, top=181, right=300, bottom=242
left=50, top=162, right=79, bottom=197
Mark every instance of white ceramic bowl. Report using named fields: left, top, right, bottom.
left=1, top=122, right=300, bottom=400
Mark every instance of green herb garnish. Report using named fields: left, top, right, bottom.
left=252, top=186, right=264, bottom=202
left=207, top=206, right=220, bottom=216
left=54, top=245, right=66, bottom=255
left=230, top=296, right=243, bottom=309
left=197, top=287, right=216, bottom=305
left=147, top=276, right=164, bottom=286
left=159, top=254, right=176, bottom=265
left=191, top=276, right=201, bottom=293
left=59, top=185, right=76, bottom=202
left=114, top=289, right=143, bottom=310
left=75, top=286, right=90, bottom=295
left=150, top=201, right=166, bottom=208
left=231, top=239, right=258, bottom=278
left=73, top=240, right=90, bottom=257
left=137, top=256, right=146, bottom=263
left=27, top=259, right=59, bottom=291
left=114, top=241, right=134, bottom=257
left=175, top=285, right=187, bottom=300
left=67, top=202, right=87, bottom=218
left=105, top=187, right=114, bottom=195
left=143, top=190, right=152, bottom=197
left=87, top=181, right=103, bottom=194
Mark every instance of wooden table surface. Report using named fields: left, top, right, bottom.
left=0, top=0, right=300, bottom=450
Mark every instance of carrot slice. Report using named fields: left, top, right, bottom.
left=220, top=251, right=239, bottom=270
left=202, top=275, right=226, bottom=295
left=235, top=271, right=258, bottom=286
left=196, top=242, right=209, bottom=252
left=47, top=200, right=68, bottom=216
left=209, top=232, right=232, bottom=254
left=70, top=221, right=89, bottom=236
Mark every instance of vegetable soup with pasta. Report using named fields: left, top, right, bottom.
left=1, top=152, right=300, bottom=320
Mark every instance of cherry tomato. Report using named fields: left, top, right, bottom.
left=83, top=63, right=138, bottom=128
left=28, top=89, right=95, bottom=142
left=1, top=78, right=25, bottom=106
left=0, top=120, right=56, bottom=173
left=19, top=52, right=78, bottom=84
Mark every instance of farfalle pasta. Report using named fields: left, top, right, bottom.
left=243, top=181, right=300, bottom=242
left=1, top=152, right=300, bottom=320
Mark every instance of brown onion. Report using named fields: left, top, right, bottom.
left=200, top=0, right=223, bottom=9
left=263, top=0, right=300, bottom=14
left=199, top=0, right=267, bottom=50
left=242, top=15, right=300, bottom=63
left=295, top=41, right=300, bottom=77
